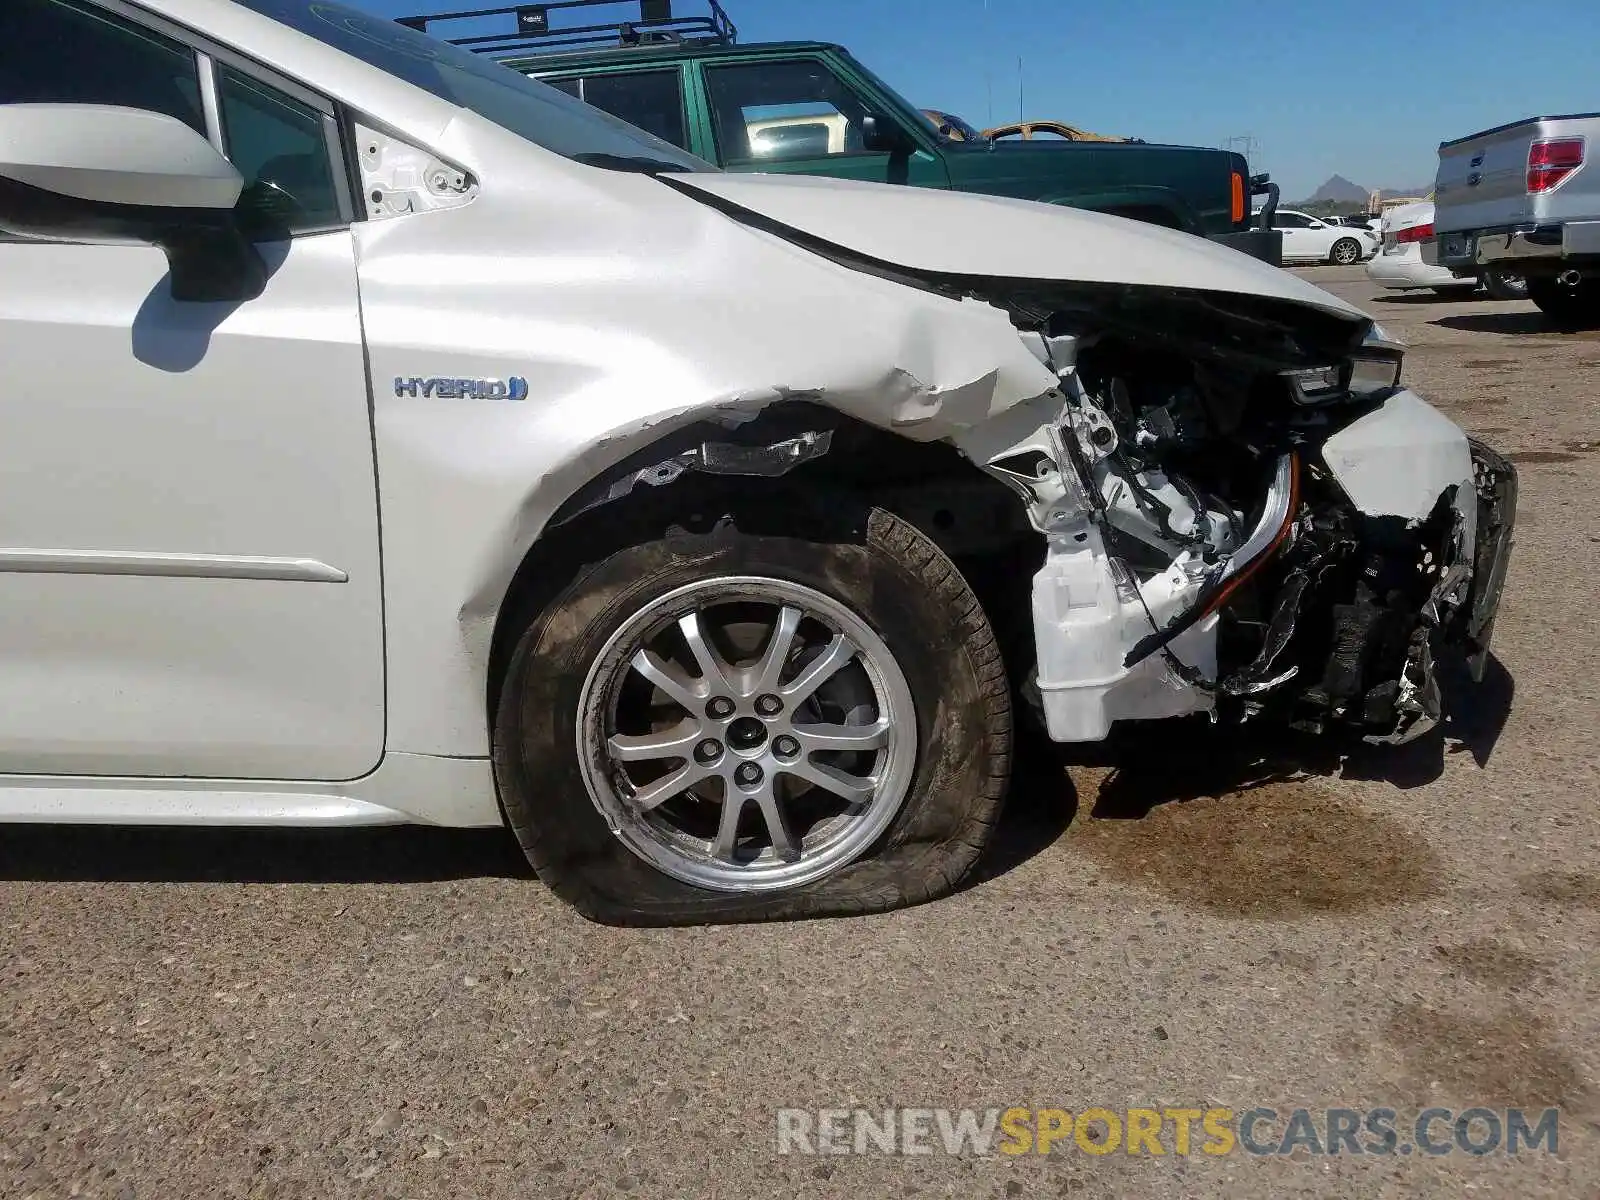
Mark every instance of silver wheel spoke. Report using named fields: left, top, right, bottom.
left=582, top=576, right=917, bottom=893
left=785, top=758, right=877, bottom=808
left=628, top=648, right=701, bottom=712
left=711, top=791, right=748, bottom=862
left=749, top=604, right=803, bottom=695
left=678, top=611, right=733, bottom=694
left=628, top=762, right=711, bottom=812
left=793, top=719, right=891, bottom=754
left=779, top=634, right=858, bottom=706
left=607, top=720, right=703, bottom=764
left=753, top=784, right=799, bottom=862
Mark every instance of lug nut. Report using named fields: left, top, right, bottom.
left=706, top=697, right=735, bottom=720
left=772, top=735, right=800, bottom=760
left=755, top=694, right=783, bottom=717
left=735, top=763, right=764, bottom=786
left=694, top=739, right=723, bottom=764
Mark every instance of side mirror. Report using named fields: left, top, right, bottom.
left=0, top=104, right=267, bottom=302
left=861, top=113, right=913, bottom=155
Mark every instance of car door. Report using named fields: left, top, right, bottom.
left=0, top=0, right=383, bottom=780
left=1271, top=210, right=1316, bottom=261
left=694, top=56, right=951, bottom=188
left=1300, top=215, right=1338, bottom=259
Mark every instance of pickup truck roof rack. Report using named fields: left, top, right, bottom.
left=397, top=1, right=737, bottom=57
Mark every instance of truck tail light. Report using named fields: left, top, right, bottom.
left=1528, top=137, right=1585, bottom=193
left=1395, top=222, right=1434, bottom=245
left=1230, top=171, right=1246, bottom=224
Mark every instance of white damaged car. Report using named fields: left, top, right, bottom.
left=0, top=0, right=1515, bottom=924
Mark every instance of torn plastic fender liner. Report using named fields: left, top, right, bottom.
left=551, top=426, right=835, bottom=528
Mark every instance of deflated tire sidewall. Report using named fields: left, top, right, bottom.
left=491, top=499, right=1009, bottom=925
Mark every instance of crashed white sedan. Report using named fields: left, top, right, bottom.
left=0, top=0, right=1514, bottom=925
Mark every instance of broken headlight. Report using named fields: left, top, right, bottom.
left=1345, top=354, right=1402, bottom=396
left=1285, top=322, right=1404, bottom=405
left=1347, top=321, right=1404, bottom=397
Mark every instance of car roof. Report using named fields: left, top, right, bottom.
left=501, top=39, right=844, bottom=72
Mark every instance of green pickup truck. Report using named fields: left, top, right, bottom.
left=400, top=1, right=1282, bottom=264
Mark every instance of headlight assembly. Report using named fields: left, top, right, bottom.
left=1285, top=322, right=1404, bottom=405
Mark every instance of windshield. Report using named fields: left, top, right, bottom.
left=925, top=111, right=989, bottom=145
left=235, top=0, right=710, bottom=172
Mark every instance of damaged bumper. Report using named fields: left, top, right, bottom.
left=1311, top=394, right=1516, bottom=744
left=1022, top=389, right=1515, bottom=745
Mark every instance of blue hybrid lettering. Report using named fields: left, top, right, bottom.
left=394, top=376, right=529, bottom=400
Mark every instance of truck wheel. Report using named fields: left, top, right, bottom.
left=491, top=492, right=1011, bottom=926
left=1481, top=268, right=1528, bottom=301
left=1528, top=277, right=1600, bottom=329
left=1329, top=238, right=1362, bottom=266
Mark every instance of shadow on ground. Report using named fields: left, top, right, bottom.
left=1370, top=291, right=1480, bottom=306
left=963, top=731, right=1081, bottom=888
left=0, top=824, right=531, bottom=884
left=1433, top=311, right=1589, bottom=336
left=0, top=659, right=1511, bottom=897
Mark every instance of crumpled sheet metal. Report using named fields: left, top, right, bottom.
left=357, top=180, right=1061, bottom=756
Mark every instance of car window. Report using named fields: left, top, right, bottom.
left=703, top=59, right=879, bottom=163
left=1274, top=212, right=1311, bottom=229
left=234, top=0, right=708, bottom=173
left=0, top=0, right=204, bottom=134
left=925, top=110, right=987, bottom=144
left=217, top=64, right=343, bottom=238
left=541, top=70, right=688, bottom=150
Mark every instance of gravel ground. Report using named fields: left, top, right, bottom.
left=4, top=266, right=1598, bottom=1199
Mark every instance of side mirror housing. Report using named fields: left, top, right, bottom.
left=861, top=113, right=913, bottom=156
left=0, top=104, right=267, bottom=302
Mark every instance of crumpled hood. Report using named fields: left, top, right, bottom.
left=671, top=172, right=1368, bottom=322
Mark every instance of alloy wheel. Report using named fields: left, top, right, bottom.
left=576, top=577, right=918, bottom=892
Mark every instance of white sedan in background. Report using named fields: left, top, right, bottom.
left=1367, top=201, right=1473, bottom=293
left=1367, top=201, right=1528, bottom=299
left=1259, top=208, right=1378, bottom=264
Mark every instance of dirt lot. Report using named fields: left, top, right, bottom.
left=3, top=265, right=1598, bottom=1199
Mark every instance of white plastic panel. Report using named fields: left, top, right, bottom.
left=353, top=122, right=476, bottom=220
left=1322, top=390, right=1475, bottom=521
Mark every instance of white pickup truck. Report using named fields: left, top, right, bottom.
left=1432, top=112, right=1600, bottom=327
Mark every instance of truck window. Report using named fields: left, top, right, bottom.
left=233, top=0, right=708, bottom=173
left=703, top=59, right=878, bottom=163
left=539, top=70, right=688, bottom=151
left=0, top=0, right=205, bottom=135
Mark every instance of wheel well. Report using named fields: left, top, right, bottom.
left=486, top=404, right=1042, bottom=726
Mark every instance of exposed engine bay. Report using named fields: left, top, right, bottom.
left=955, top=284, right=1518, bottom=746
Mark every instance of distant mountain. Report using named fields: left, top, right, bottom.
left=1297, top=175, right=1433, bottom=207
left=1306, top=174, right=1369, bottom=205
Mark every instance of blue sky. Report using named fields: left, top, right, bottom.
left=356, top=0, right=1600, bottom=199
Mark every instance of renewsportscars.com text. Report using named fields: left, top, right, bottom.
left=775, top=1106, right=1560, bottom=1158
